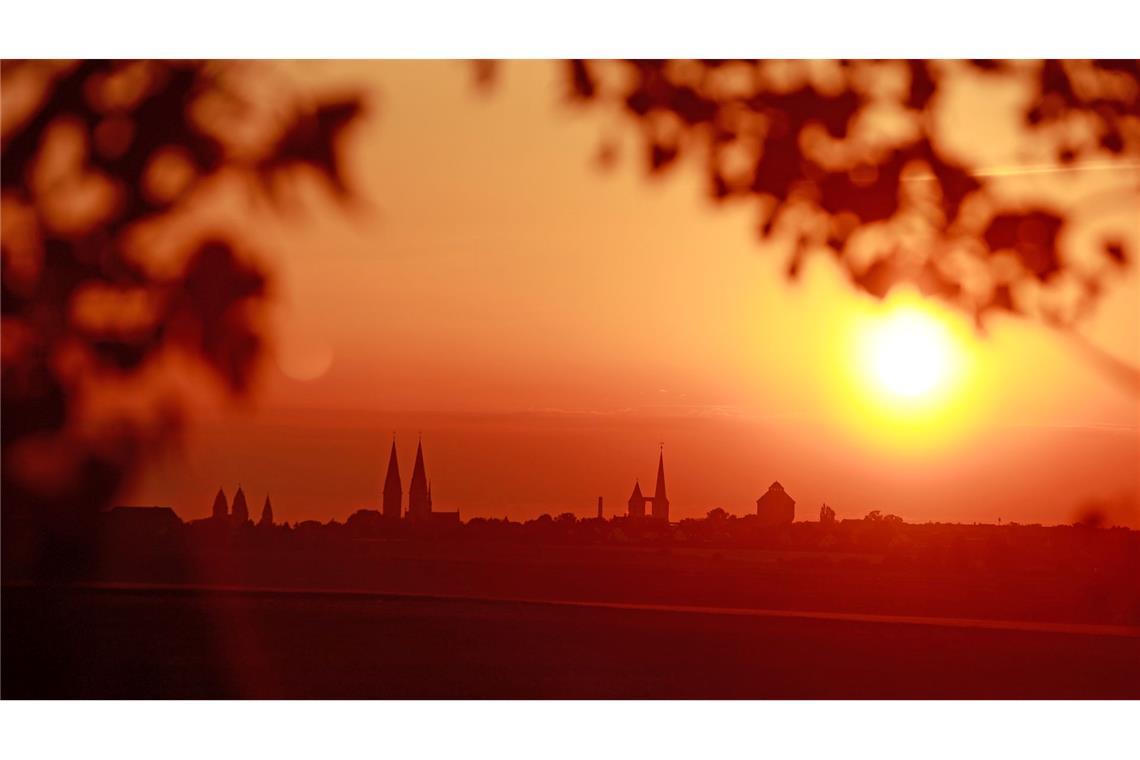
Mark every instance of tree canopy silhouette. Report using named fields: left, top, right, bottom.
left=560, top=60, right=1138, bottom=334
left=1, top=60, right=362, bottom=575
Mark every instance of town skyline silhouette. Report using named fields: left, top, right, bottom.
left=122, top=426, right=1139, bottom=531
left=179, top=438, right=806, bottom=527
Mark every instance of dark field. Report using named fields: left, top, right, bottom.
left=4, top=585, right=1138, bottom=699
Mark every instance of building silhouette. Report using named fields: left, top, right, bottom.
left=211, top=488, right=228, bottom=521
left=103, top=505, right=182, bottom=542
left=383, top=438, right=402, bottom=519
left=652, top=449, right=669, bottom=521
left=627, top=448, right=670, bottom=521
left=259, top=495, right=275, bottom=528
left=627, top=480, right=645, bottom=518
left=756, top=481, right=795, bottom=526
left=205, top=486, right=268, bottom=528
left=407, top=439, right=432, bottom=521
left=400, top=437, right=459, bottom=524
left=232, top=486, right=249, bottom=524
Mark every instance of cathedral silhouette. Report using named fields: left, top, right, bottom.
left=383, top=437, right=458, bottom=523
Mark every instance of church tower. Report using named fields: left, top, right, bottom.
left=383, top=437, right=402, bottom=519
left=651, top=448, right=670, bottom=522
left=211, top=488, right=228, bottom=521
left=408, top=438, right=431, bottom=521
left=232, top=486, right=249, bottom=524
left=258, top=494, right=275, bottom=528
left=627, top=480, right=645, bottom=518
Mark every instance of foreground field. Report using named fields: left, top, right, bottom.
left=4, top=585, right=1138, bottom=698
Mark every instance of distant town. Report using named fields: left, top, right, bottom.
left=107, top=439, right=820, bottom=540
left=79, top=437, right=1135, bottom=575
left=104, top=439, right=1130, bottom=540
left=118, top=440, right=806, bottom=532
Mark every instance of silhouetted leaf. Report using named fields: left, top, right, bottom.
left=258, top=96, right=364, bottom=198
left=906, top=60, right=937, bottom=110
left=984, top=211, right=1064, bottom=282
left=1104, top=240, right=1128, bottom=266
left=649, top=142, right=679, bottom=172
left=471, top=60, right=497, bottom=91
left=852, top=256, right=900, bottom=299
left=569, top=60, right=595, bottom=100
left=969, top=60, right=1003, bottom=72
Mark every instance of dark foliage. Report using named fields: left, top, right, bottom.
left=1, top=60, right=362, bottom=577
left=560, top=60, right=1139, bottom=330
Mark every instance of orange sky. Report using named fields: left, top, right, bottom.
left=126, top=61, right=1139, bottom=527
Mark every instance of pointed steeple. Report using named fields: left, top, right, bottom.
left=383, top=436, right=402, bottom=519
left=651, top=446, right=670, bottom=521
left=408, top=437, right=430, bottom=520
left=232, top=485, right=249, bottom=523
left=259, top=494, right=274, bottom=528
left=211, top=488, right=228, bottom=520
left=411, top=439, right=427, bottom=487
left=654, top=447, right=667, bottom=501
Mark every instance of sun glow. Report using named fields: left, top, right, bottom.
left=867, top=308, right=953, bottom=399
left=834, top=292, right=978, bottom=453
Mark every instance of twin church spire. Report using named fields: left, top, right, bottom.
left=408, top=437, right=433, bottom=519
left=382, top=438, right=402, bottom=519
left=209, top=486, right=274, bottom=527
left=383, top=436, right=434, bottom=520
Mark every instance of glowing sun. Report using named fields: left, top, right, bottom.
left=839, top=293, right=977, bottom=451
left=864, top=306, right=956, bottom=400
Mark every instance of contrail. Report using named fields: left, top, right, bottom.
left=904, top=161, right=1140, bottom=180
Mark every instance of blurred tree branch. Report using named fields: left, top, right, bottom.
left=1, top=60, right=363, bottom=576
left=549, top=60, right=1140, bottom=389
